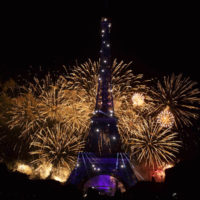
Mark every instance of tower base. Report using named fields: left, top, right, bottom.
left=67, top=152, right=138, bottom=195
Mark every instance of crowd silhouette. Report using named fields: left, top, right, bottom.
left=0, top=157, right=200, bottom=200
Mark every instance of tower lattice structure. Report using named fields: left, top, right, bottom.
left=86, top=17, right=121, bottom=156
left=67, top=17, right=138, bottom=193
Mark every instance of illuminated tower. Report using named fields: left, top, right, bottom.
left=86, top=17, right=121, bottom=156
left=67, top=17, right=138, bottom=195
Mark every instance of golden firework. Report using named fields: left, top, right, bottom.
left=132, top=93, right=145, bottom=107
left=61, top=89, right=93, bottom=134
left=151, top=73, right=200, bottom=127
left=157, top=106, right=175, bottom=128
left=127, top=117, right=181, bottom=168
left=7, top=92, right=40, bottom=138
left=64, top=59, right=149, bottom=133
left=30, top=123, right=85, bottom=174
left=51, top=167, right=70, bottom=183
left=7, top=73, right=93, bottom=138
left=34, top=161, right=53, bottom=179
left=15, top=162, right=33, bottom=176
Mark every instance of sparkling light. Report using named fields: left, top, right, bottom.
left=65, top=59, right=147, bottom=139
left=15, top=162, right=33, bottom=176
left=112, top=136, right=116, bottom=140
left=2, top=13, right=198, bottom=186
left=132, top=93, right=145, bottom=107
left=35, top=162, right=52, bottom=179
left=30, top=123, right=85, bottom=174
left=157, top=107, right=175, bottom=128
left=151, top=73, right=200, bottom=127
left=128, top=117, right=181, bottom=168
left=51, top=167, right=70, bottom=183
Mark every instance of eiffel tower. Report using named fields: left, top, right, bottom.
left=67, top=17, right=138, bottom=195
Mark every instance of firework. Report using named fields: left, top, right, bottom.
left=66, top=59, right=99, bottom=97
left=61, top=89, right=93, bottom=134
left=51, top=167, right=70, bottom=183
left=34, top=161, right=53, bottom=179
left=15, top=162, right=33, bottom=176
left=65, top=59, right=150, bottom=133
left=35, top=74, right=94, bottom=134
left=117, top=109, right=141, bottom=138
left=132, top=93, right=145, bottom=107
left=7, top=73, right=92, bottom=138
left=66, top=59, right=146, bottom=96
left=7, top=92, right=40, bottom=138
left=7, top=60, right=149, bottom=139
left=0, top=79, right=19, bottom=126
left=30, top=123, right=85, bottom=175
left=6, top=75, right=56, bottom=138
left=151, top=73, right=200, bottom=127
left=157, top=106, right=175, bottom=128
left=35, top=75, right=69, bottom=122
left=128, top=117, right=181, bottom=168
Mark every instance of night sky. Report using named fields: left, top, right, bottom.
left=0, top=1, right=199, bottom=82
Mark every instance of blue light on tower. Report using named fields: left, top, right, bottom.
left=67, top=17, right=138, bottom=195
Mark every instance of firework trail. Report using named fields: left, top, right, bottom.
left=151, top=73, right=200, bottom=127
left=30, top=123, right=85, bottom=174
left=62, top=92, right=93, bottom=134
left=157, top=106, right=175, bottom=128
left=126, top=117, right=181, bottom=168
left=7, top=73, right=93, bottom=138
left=63, top=59, right=151, bottom=135
left=66, top=59, right=147, bottom=97
left=7, top=92, right=40, bottom=138
left=4, top=61, right=199, bottom=184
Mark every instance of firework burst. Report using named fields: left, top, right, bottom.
left=66, top=59, right=146, bottom=97
left=7, top=92, right=40, bottom=138
left=151, top=73, right=200, bottom=127
left=14, top=162, right=33, bottom=175
left=6, top=75, right=59, bottom=138
left=132, top=93, right=145, bottom=107
left=30, top=123, right=85, bottom=173
left=127, top=117, right=181, bottom=168
left=6, top=73, right=92, bottom=138
left=64, top=59, right=150, bottom=133
left=51, top=167, right=71, bottom=183
left=157, top=106, right=175, bottom=128
left=61, top=89, right=94, bottom=134
left=34, top=161, right=53, bottom=179
left=35, top=74, right=69, bottom=122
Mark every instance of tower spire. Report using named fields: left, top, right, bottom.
left=95, top=17, right=114, bottom=116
